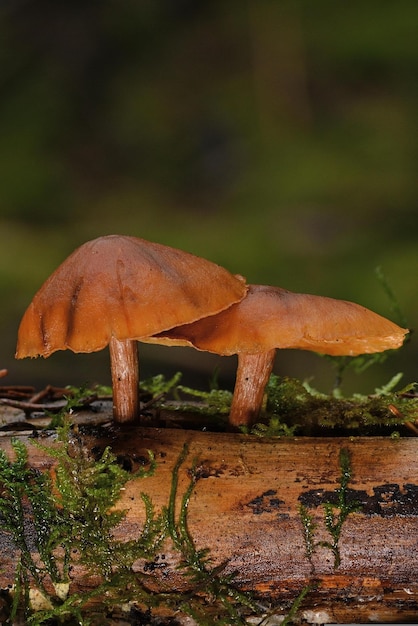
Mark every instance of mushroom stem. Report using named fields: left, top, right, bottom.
left=109, top=337, right=139, bottom=423
left=229, top=349, right=276, bottom=428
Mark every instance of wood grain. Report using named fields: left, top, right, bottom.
left=0, top=427, right=417, bottom=623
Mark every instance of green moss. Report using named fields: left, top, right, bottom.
left=261, top=373, right=418, bottom=435
left=137, top=364, right=417, bottom=437
left=319, top=448, right=361, bottom=568
left=0, top=424, right=163, bottom=624
left=250, top=415, right=298, bottom=438
left=0, top=438, right=55, bottom=622
left=298, top=504, right=317, bottom=566
left=163, top=384, right=233, bottom=417
left=164, top=444, right=258, bottom=625
left=0, top=426, right=317, bottom=624
left=299, top=448, right=360, bottom=569
left=2, top=427, right=303, bottom=625
left=2, top=363, right=414, bottom=622
left=140, top=371, right=183, bottom=398
left=280, top=584, right=316, bottom=626
left=48, top=384, right=113, bottom=428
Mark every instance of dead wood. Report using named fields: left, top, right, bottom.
left=0, top=426, right=417, bottom=623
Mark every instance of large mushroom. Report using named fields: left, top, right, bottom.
left=15, top=235, right=247, bottom=423
left=149, top=284, right=409, bottom=428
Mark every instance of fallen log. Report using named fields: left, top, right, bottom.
left=0, top=426, right=417, bottom=624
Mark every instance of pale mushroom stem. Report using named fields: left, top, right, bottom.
left=229, top=349, right=276, bottom=428
left=109, top=337, right=139, bottom=423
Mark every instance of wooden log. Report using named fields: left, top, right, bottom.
left=0, top=427, right=417, bottom=623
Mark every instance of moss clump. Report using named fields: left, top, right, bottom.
left=259, top=373, right=418, bottom=436
left=0, top=423, right=163, bottom=624
left=136, top=368, right=417, bottom=437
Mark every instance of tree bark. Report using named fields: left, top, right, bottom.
left=0, top=427, right=417, bottom=623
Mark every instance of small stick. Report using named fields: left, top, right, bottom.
left=29, top=385, right=58, bottom=404
left=404, top=421, right=418, bottom=436
left=0, top=388, right=36, bottom=400
left=0, top=398, right=67, bottom=413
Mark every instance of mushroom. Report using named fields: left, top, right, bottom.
left=15, top=235, right=247, bottom=423
left=149, top=284, right=409, bottom=428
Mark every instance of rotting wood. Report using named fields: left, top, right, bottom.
left=0, top=427, right=417, bottom=623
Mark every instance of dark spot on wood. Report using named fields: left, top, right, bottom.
left=298, top=483, right=418, bottom=517
left=246, top=490, right=285, bottom=515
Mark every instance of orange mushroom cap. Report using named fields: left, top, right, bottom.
left=152, top=284, right=408, bottom=357
left=151, top=284, right=408, bottom=428
left=15, top=235, right=248, bottom=359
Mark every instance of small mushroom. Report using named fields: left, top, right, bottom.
left=15, top=235, right=247, bottom=423
left=150, top=284, right=409, bottom=427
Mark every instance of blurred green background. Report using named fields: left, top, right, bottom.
left=0, top=1, right=416, bottom=395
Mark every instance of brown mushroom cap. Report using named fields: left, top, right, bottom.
left=149, top=284, right=408, bottom=428
left=15, top=235, right=247, bottom=358
left=152, top=284, right=408, bottom=356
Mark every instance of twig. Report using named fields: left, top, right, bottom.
left=0, top=398, right=67, bottom=413
left=404, top=422, right=418, bottom=436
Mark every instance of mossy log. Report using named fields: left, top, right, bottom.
left=0, top=427, right=417, bottom=623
